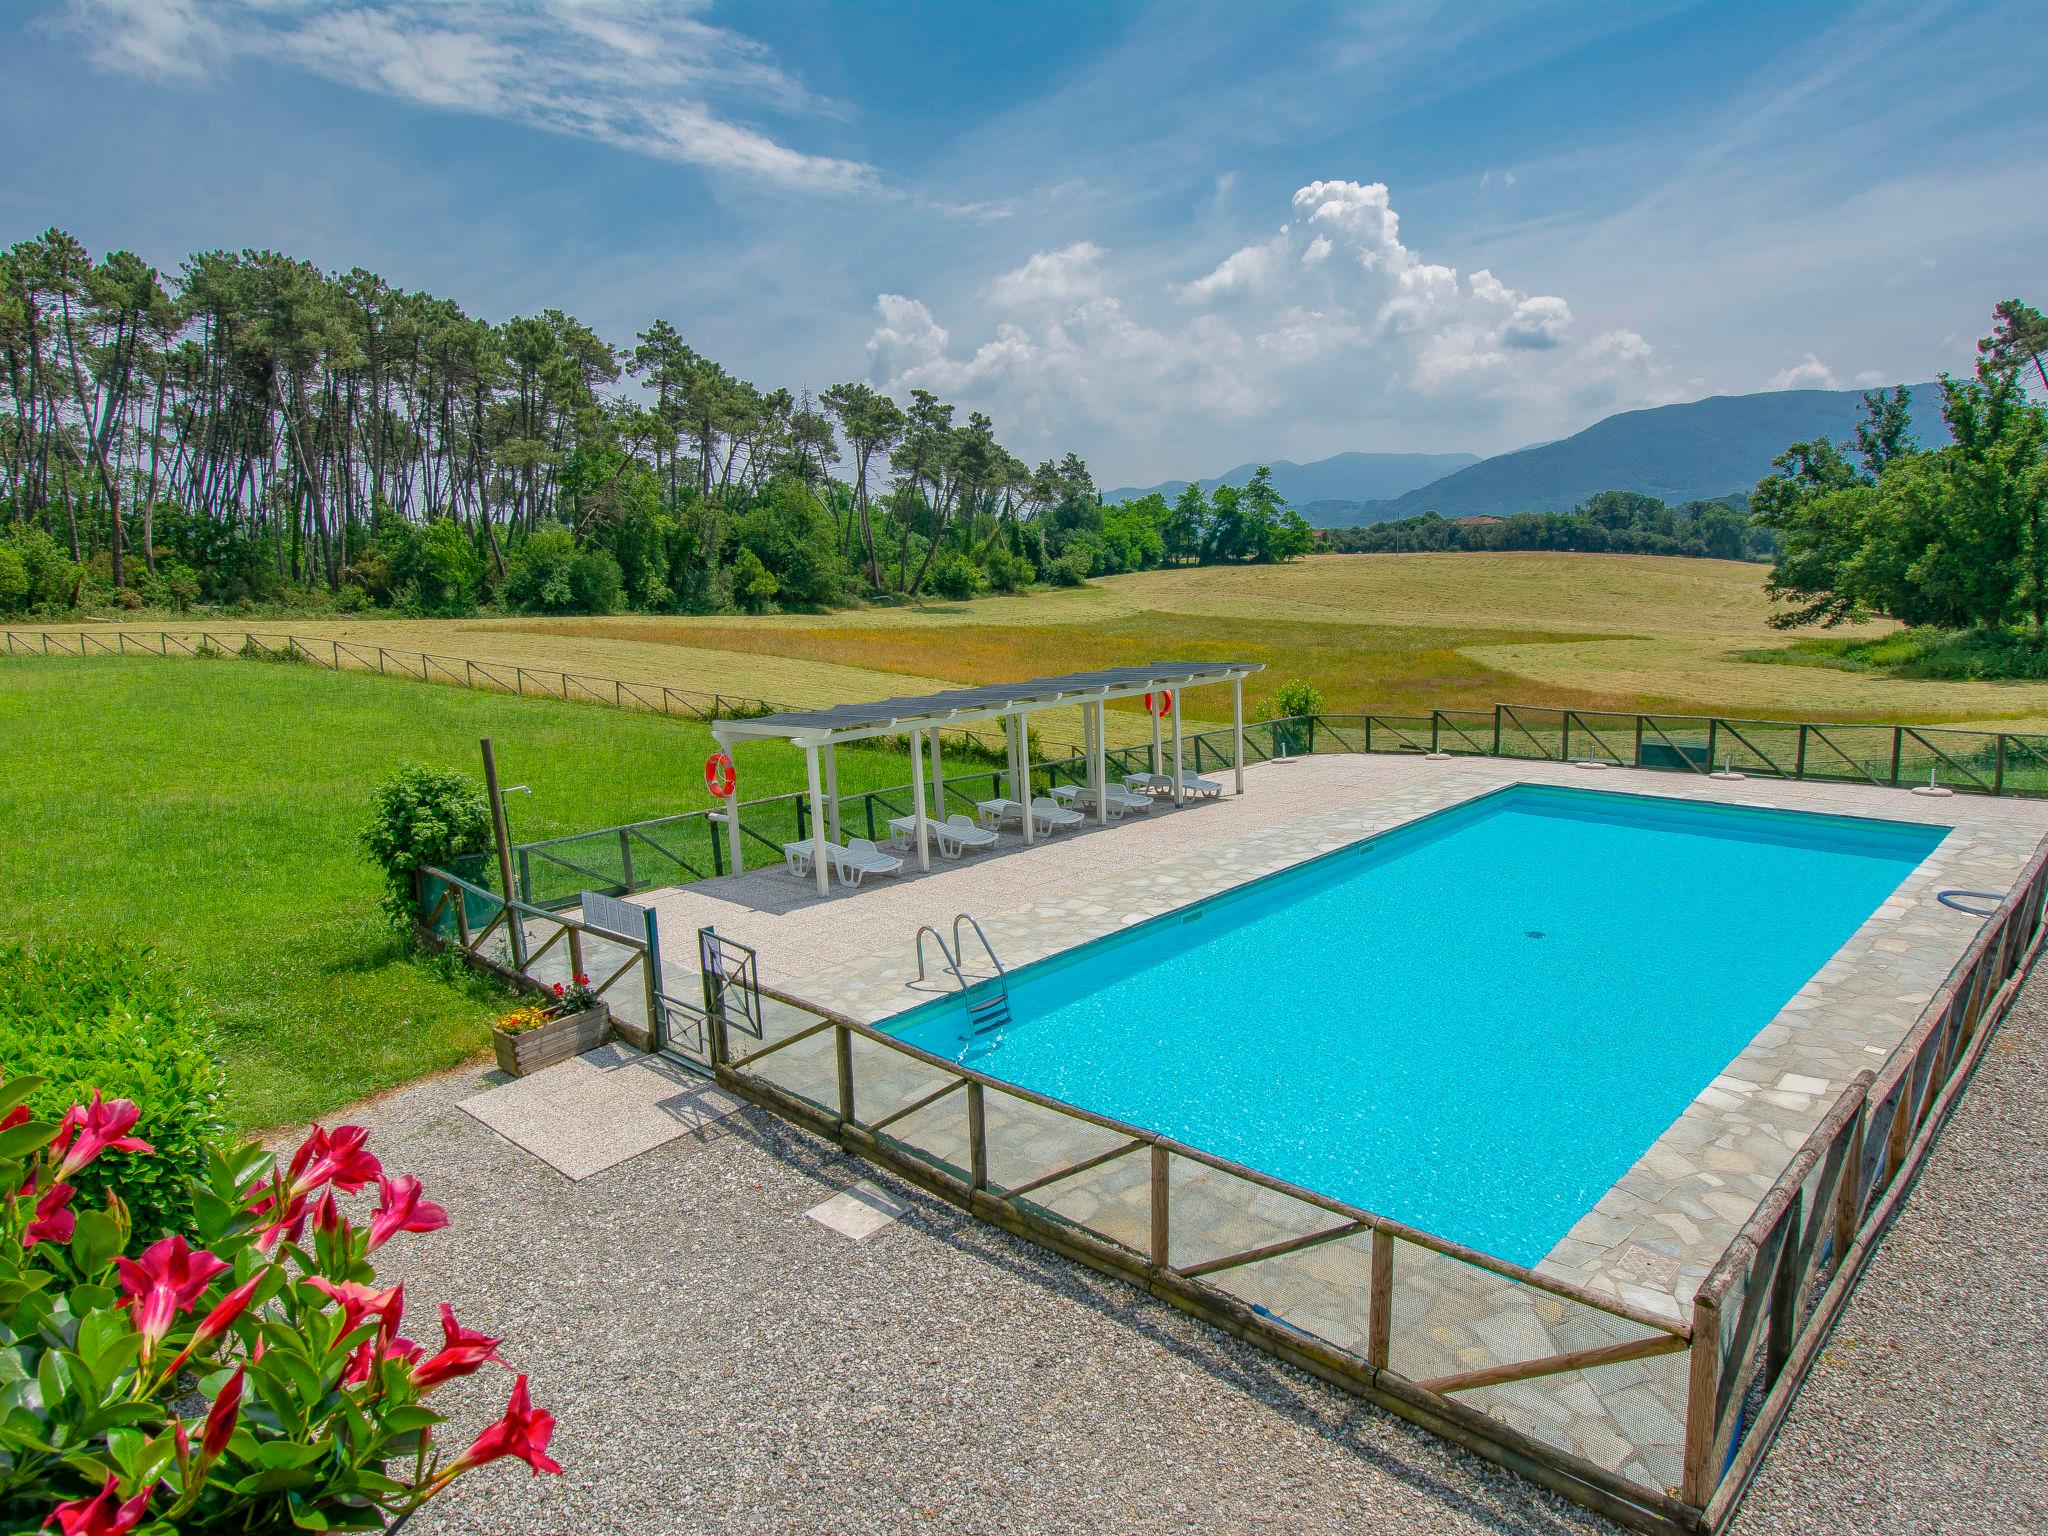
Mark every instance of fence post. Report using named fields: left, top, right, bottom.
left=1836, top=1095, right=1867, bottom=1261
left=1560, top=711, right=1571, bottom=761
left=1765, top=1198, right=1801, bottom=1383
left=619, top=829, right=636, bottom=892
left=640, top=904, right=663, bottom=1052
left=1680, top=1291, right=1724, bottom=1508
left=517, top=849, right=532, bottom=907
left=1995, top=735, right=2007, bottom=796
left=966, top=1082, right=988, bottom=1191
left=1307, top=716, right=1317, bottom=754
left=566, top=926, right=583, bottom=985
left=1795, top=725, right=1809, bottom=780
left=835, top=1025, right=855, bottom=1124
left=1364, top=716, right=1373, bottom=753
left=1430, top=711, right=1441, bottom=753
left=1148, top=1145, right=1170, bottom=1267
left=1706, top=717, right=1719, bottom=771
left=710, top=816, right=725, bottom=878
left=1632, top=714, right=1644, bottom=767
left=1888, top=728, right=1904, bottom=786
left=1367, top=1229, right=1394, bottom=1368
left=1492, top=704, right=1503, bottom=756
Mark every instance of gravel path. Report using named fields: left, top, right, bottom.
left=353, top=970, right=2048, bottom=1535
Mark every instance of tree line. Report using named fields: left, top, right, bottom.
left=1319, top=492, right=1772, bottom=561
left=0, top=229, right=1311, bottom=618
left=1757, top=300, right=2048, bottom=645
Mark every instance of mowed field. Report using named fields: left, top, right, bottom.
left=0, top=655, right=909, bottom=1129
left=41, top=552, right=2048, bottom=730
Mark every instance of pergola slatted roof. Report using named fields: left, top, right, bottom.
left=712, top=661, right=1259, bottom=747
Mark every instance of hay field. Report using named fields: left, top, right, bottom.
left=29, top=552, right=2048, bottom=729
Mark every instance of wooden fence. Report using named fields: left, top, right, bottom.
left=672, top=835, right=2048, bottom=1532
left=1, top=624, right=775, bottom=722
left=680, top=937, right=1702, bottom=1534
left=1676, top=836, right=2048, bottom=1525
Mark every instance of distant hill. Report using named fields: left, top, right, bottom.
left=1106, top=451, right=1479, bottom=516
left=1345, top=383, right=1949, bottom=524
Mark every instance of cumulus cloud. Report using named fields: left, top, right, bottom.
left=868, top=178, right=1678, bottom=474
left=1766, top=353, right=1839, bottom=390
left=55, top=0, right=877, bottom=194
left=985, top=242, right=1105, bottom=308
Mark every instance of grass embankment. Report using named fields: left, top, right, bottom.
left=0, top=654, right=908, bottom=1129
left=1742, top=628, right=2048, bottom=683
left=51, top=551, right=2048, bottom=727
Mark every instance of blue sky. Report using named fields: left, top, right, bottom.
left=5, top=0, right=2043, bottom=486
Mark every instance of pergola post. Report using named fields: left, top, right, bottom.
left=1150, top=705, right=1162, bottom=776
left=1011, top=712, right=1033, bottom=844
left=1232, top=677, right=1245, bottom=795
left=1089, top=700, right=1108, bottom=825
left=1171, top=695, right=1185, bottom=806
left=724, top=763, right=744, bottom=876
left=823, top=745, right=840, bottom=842
left=930, top=731, right=948, bottom=820
left=804, top=742, right=830, bottom=896
left=910, top=728, right=931, bottom=871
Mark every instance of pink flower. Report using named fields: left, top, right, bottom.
left=22, top=1180, right=76, bottom=1248
left=285, top=1124, right=381, bottom=1197
left=51, top=1095, right=153, bottom=1180
left=0, top=1105, right=28, bottom=1132
left=308, top=1277, right=403, bottom=1344
left=165, top=1273, right=263, bottom=1373
left=367, top=1175, right=449, bottom=1250
left=443, top=1375, right=561, bottom=1478
left=411, top=1303, right=502, bottom=1391
left=312, top=1190, right=344, bottom=1236
left=112, top=1237, right=230, bottom=1350
left=248, top=1188, right=309, bottom=1253
left=201, top=1367, right=243, bottom=1462
left=42, top=1474, right=152, bottom=1535
left=343, top=1332, right=421, bottom=1386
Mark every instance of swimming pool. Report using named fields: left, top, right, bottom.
left=884, top=785, right=1949, bottom=1265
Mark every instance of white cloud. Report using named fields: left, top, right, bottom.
left=869, top=179, right=1678, bottom=476
left=55, top=0, right=877, bottom=194
left=1766, top=353, right=1839, bottom=390
left=1854, top=369, right=1886, bottom=387
left=985, top=242, right=1105, bottom=308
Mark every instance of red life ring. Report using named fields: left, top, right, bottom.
left=704, top=751, right=736, bottom=800
left=1145, top=690, right=1174, bottom=717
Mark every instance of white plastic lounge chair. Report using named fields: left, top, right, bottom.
left=940, top=813, right=1000, bottom=855
left=1030, top=795, right=1085, bottom=833
left=782, top=840, right=819, bottom=878
left=832, top=837, right=904, bottom=886
left=1178, top=771, right=1223, bottom=800
left=1069, top=785, right=1152, bottom=818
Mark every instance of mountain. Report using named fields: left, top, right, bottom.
left=1344, top=383, right=1949, bottom=525
left=1105, top=451, right=1479, bottom=514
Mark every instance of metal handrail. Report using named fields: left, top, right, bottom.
left=951, top=912, right=1006, bottom=984
left=914, top=924, right=966, bottom=987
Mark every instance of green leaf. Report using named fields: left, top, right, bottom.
left=0, top=1121, right=58, bottom=1159
left=251, top=1440, right=328, bottom=1472
left=0, top=1076, right=45, bottom=1117
left=68, top=1209, right=124, bottom=1275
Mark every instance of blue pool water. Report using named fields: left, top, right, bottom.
left=886, top=786, right=1947, bottom=1265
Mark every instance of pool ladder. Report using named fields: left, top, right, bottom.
left=915, top=913, right=1011, bottom=1037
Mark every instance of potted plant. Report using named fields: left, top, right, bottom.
left=491, top=974, right=611, bottom=1075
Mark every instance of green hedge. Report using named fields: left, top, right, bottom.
left=0, top=941, right=225, bottom=1243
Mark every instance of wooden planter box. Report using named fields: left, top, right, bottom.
left=492, top=1004, right=611, bottom=1076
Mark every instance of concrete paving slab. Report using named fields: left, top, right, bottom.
left=459, top=1045, right=741, bottom=1180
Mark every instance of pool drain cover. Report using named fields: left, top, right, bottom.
left=1525, top=929, right=1546, bottom=939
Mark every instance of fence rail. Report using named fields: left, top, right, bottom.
left=688, top=939, right=1701, bottom=1533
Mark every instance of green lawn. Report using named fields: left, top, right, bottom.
left=0, top=654, right=910, bottom=1129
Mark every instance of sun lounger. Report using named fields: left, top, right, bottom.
left=1178, top=771, right=1223, bottom=800
left=833, top=837, right=904, bottom=885
left=940, top=813, right=999, bottom=855
left=1030, top=795, right=1085, bottom=833
left=782, top=840, right=819, bottom=878
left=1066, top=784, right=1152, bottom=818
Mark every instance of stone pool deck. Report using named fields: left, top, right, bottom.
left=556, top=753, right=2048, bottom=1498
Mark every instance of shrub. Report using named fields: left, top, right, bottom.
left=0, top=942, right=223, bottom=1244
left=928, top=552, right=980, bottom=601
left=729, top=547, right=779, bottom=613
left=0, top=1071, right=561, bottom=1530
left=139, top=558, right=202, bottom=612
left=504, top=525, right=624, bottom=615
left=0, top=545, right=28, bottom=615
left=361, top=767, right=493, bottom=926
left=1047, top=551, right=1092, bottom=587
left=982, top=545, right=1033, bottom=593
left=1260, top=680, right=1326, bottom=720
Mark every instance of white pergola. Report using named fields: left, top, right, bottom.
left=710, top=662, right=1264, bottom=894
